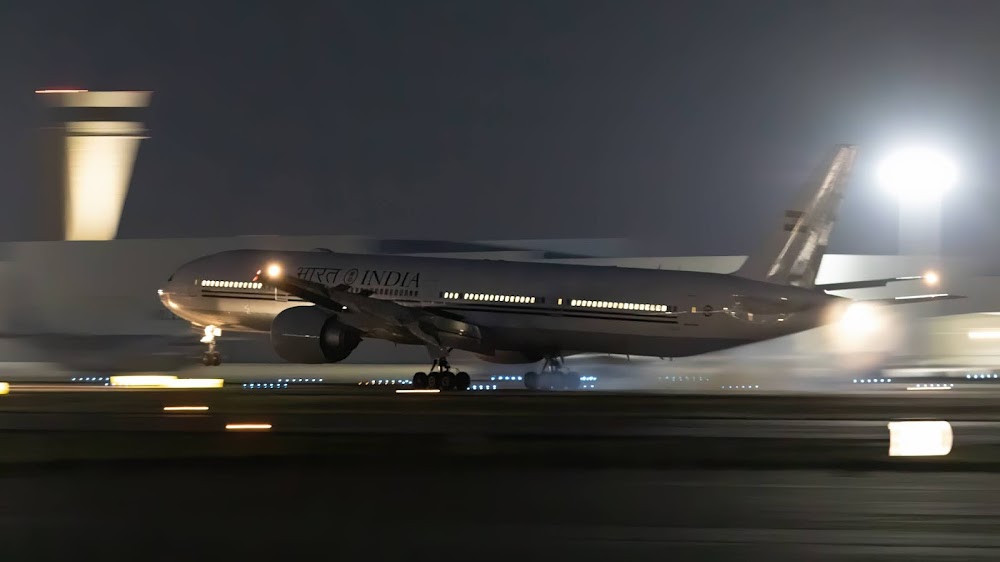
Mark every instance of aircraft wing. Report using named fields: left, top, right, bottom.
left=817, top=275, right=924, bottom=291
left=259, top=271, right=492, bottom=355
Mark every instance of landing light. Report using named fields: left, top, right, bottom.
left=923, top=270, right=940, bottom=286
left=200, top=325, right=221, bottom=344
left=840, top=302, right=881, bottom=336
left=266, top=263, right=283, bottom=278
left=0, top=382, right=9, bottom=395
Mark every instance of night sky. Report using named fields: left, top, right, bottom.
left=2, top=1, right=999, bottom=256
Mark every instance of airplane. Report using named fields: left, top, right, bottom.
left=159, top=145, right=959, bottom=390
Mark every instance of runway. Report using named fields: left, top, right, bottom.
left=1, top=381, right=999, bottom=559
left=3, top=462, right=1000, bottom=560
left=0, top=383, right=997, bottom=465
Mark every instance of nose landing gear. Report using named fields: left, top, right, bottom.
left=200, top=325, right=222, bottom=366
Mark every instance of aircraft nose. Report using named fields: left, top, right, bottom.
left=160, top=270, right=175, bottom=293
left=158, top=265, right=188, bottom=299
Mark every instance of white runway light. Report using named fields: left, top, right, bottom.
left=887, top=421, right=953, bottom=457
left=110, top=375, right=224, bottom=389
left=225, top=423, right=272, bottom=431
left=163, top=406, right=209, bottom=411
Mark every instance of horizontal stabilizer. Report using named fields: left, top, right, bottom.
left=818, top=275, right=923, bottom=291
left=862, top=293, right=964, bottom=306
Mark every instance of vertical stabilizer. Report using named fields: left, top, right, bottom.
left=735, top=144, right=858, bottom=288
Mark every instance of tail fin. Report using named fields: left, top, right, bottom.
left=735, top=144, right=858, bottom=288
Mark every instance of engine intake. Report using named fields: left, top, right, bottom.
left=270, top=306, right=361, bottom=363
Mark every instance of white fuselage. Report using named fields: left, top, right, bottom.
left=160, top=249, right=842, bottom=360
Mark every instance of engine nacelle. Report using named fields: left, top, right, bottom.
left=475, top=350, right=544, bottom=364
left=270, top=306, right=361, bottom=364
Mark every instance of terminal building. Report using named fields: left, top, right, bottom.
left=2, top=90, right=1000, bottom=377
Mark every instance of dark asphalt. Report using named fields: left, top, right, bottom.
left=0, top=384, right=999, bottom=560
left=2, top=461, right=999, bottom=561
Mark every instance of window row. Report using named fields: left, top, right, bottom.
left=570, top=299, right=677, bottom=313
left=441, top=292, right=539, bottom=304
left=202, top=280, right=264, bottom=290
left=371, top=288, right=417, bottom=297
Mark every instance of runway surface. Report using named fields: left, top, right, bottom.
left=1, top=381, right=999, bottom=560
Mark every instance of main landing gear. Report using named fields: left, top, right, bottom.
left=412, top=358, right=470, bottom=391
left=200, top=325, right=222, bottom=366
left=524, top=357, right=580, bottom=391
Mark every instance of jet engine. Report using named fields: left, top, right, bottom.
left=270, top=306, right=361, bottom=363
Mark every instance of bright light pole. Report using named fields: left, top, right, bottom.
left=878, top=147, right=957, bottom=334
left=878, top=147, right=957, bottom=257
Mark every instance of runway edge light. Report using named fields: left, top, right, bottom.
left=110, top=375, right=224, bottom=389
left=163, top=406, right=209, bottom=412
left=225, top=423, right=272, bottom=431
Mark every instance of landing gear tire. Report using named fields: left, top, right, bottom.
left=524, top=371, right=539, bottom=390
left=200, top=325, right=222, bottom=366
left=439, top=372, right=455, bottom=391
left=548, top=372, right=569, bottom=390
left=523, top=358, right=580, bottom=391
left=413, top=372, right=428, bottom=389
left=415, top=357, right=469, bottom=392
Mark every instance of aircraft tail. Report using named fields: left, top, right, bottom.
left=735, top=144, right=858, bottom=288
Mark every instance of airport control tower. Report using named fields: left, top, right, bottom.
left=35, top=90, right=151, bottom=241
